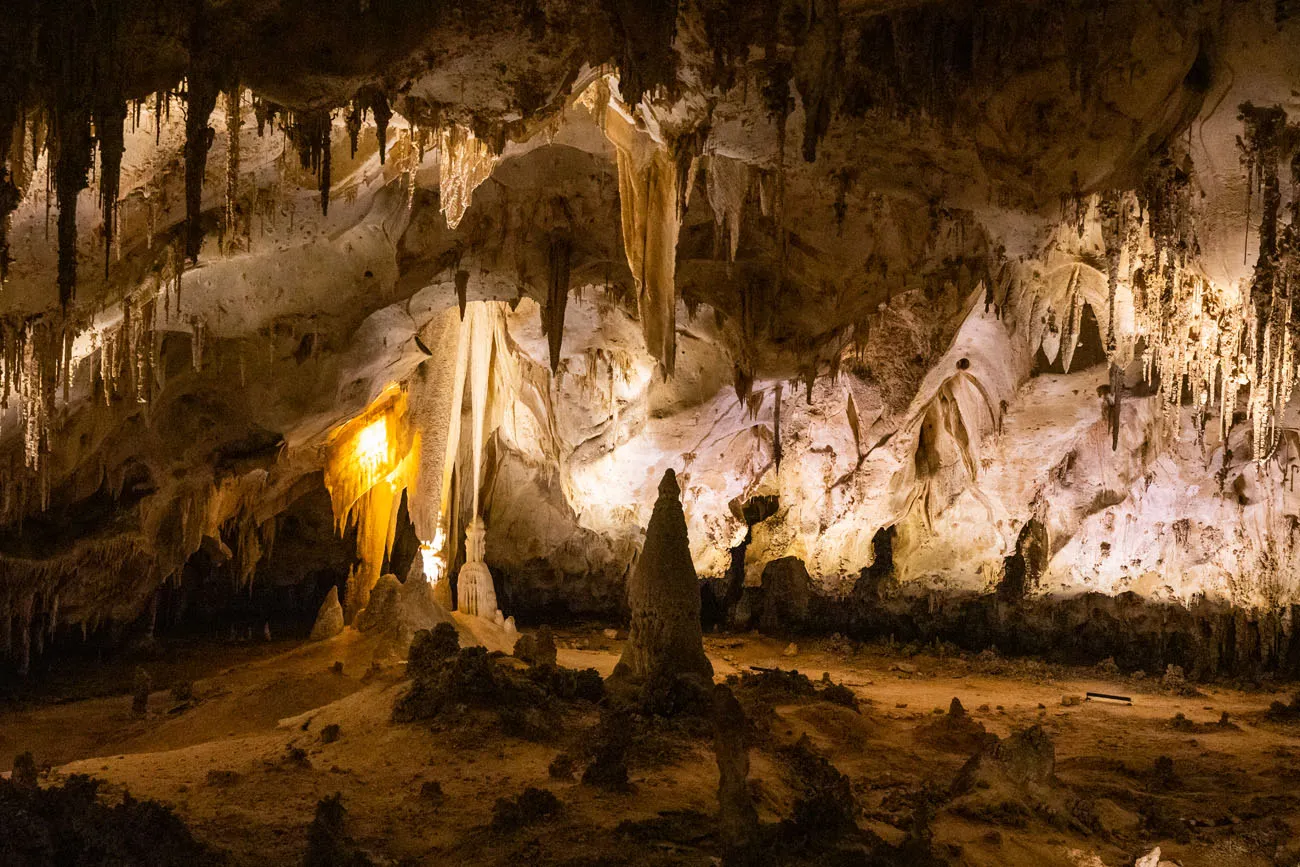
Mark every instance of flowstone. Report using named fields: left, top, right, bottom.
left=610, top=469, right=713, bottom=688
left=354, top=573, right=453, bottom=660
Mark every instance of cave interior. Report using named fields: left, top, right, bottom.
left=3, top=1, right=1300, bottom=865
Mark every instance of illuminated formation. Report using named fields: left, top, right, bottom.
left=455, top=516, right=497, bottom=617
left=323, top=386, right=419, bottom=620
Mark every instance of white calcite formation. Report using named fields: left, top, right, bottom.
left=456, top=517, right=498, bottom=618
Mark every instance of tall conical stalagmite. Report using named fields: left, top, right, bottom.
left=612, top=469, right=713, bottom=684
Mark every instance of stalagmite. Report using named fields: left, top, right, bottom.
left=310, top=587, right=345, bottom=641
left=610, top=469, right=713, bottom=685
left=713, top=684, right=759, bottom=865
left=455, top=516, right=498, bottom=617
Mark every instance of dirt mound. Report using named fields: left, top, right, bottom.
left=729, top=667, right=859, bottom=712
left=916, top=697, right=992, bottom=754
left=1169, top=711, right=1239, bottom=732
left=513, top=626, right=558, bottom=667
left=490, top=787, right=562, bottom=833
left=778, top=734, right=858, bottom=844
left=955, top=724, right=1056, bottom=791
left=946, top=725, right=1100, bottom=836
left=355, top=574, right=454, bottom=661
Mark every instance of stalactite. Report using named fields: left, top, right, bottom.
left=705, top=154, right=748, bottom=262
left=95, top=96, right=126, bottom=281
left=346, top=99, right=363, bottom=159
left=439, top=124, right=497, bottom=230
left=1236, top=104, right=1300, bottom=460
left=0, top=139, right=20, bottom=286
left=288, top=109, right=333, bottom=217
left=1059, top=269, right=1082, bottom=374
left=1099, top=190, right=1123, bottom=354
left=544, top=232, right=572, bottom=372
left=455, top=269, right=470, bottom=319
left=190, top=317, right=205, bottom=372
left=605, top=94, right=682, bottom=376
left=223, top=87, right=241, bottom=252
left=184, top=75, right=219, bottom=263
left=773, top=383, right=783, bottom=471
left=792, top=0, right=843, bottom=163
left=53, top=110, right=93, bottom=308
left=371, top=90, right=391, bottom=165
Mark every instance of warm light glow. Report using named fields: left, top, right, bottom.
left=420, top=527, right=447, bottom=584
left=356, top=417, right=389, bottom=476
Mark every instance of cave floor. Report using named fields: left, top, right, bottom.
left=2, top=627, right=1299, bottom=866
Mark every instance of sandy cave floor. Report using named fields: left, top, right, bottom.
left=2, top=625, right=1300, bottom=866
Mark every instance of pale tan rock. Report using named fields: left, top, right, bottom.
left=309, top=586, right=345, bottom=641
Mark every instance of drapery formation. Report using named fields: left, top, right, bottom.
left=322, top=385, right=419, bottom=620
left=603, top=94, right=683, bottom=378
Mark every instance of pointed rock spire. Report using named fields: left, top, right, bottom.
left=612, top=469, right=713, bottom=684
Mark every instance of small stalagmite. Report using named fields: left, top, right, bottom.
left=309, top=586, right=345, bottom=641
left=611, top=469, right=713, bottom=684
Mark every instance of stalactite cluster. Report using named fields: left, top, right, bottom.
left=439, top=124, right=498, bottom=230
left=287, top=109, right=335, bottom=218
left=1237, top=103, right=1300, bottom=462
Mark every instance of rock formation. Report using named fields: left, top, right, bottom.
left=131, top=668, right=152, bottom=717
left=0, top=0, right=1299, bottom=689
left=713, top=684, right=759, bottom=865
left=355, top=573, right=453, bottom=660
left=309, top=587, right=345, bottom=641
left=611, top=469, right=713, bottom=686
left=514, top=626, right=558, bottom=668
left=456, top=517, right=498, bottom=618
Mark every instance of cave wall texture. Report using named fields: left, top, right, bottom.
left=4, top=0, right=1300, bottom=673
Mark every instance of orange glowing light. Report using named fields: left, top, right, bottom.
left=355, top=417, right=389, bottom=476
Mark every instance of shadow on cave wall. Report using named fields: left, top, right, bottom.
left=717, top=526, right=1300, bottom=680
left=0, top=474, right=357, bottom=691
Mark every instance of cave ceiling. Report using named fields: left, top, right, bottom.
left=3, top=0, right=1300, bottom=653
